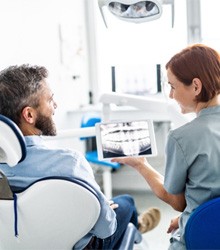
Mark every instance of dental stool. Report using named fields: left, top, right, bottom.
left=185, top=196, right=220, bottom=249
left=80, top=113, right=121, bottom=199
left=0, top=114, right=145, bottom=250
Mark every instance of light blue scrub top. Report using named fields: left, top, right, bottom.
left=164, top=106, right=220, bottom=249
left=0, top=136, right=117, bottom=249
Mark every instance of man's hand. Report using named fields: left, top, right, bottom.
left=108, top=200, right=119, bottom=210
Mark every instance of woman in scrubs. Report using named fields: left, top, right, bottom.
left=112, top=43, right=220, bottom=249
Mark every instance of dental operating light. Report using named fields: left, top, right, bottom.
left=98, top=0, right=174, bottom=27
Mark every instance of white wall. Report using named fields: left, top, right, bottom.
left=0, top=0, right=90, bottom=130
left=1, top=0, right=220, bottom=131
left=200, top=0, right=220, bottom=51
left=91, top=0, right=188, bottom=103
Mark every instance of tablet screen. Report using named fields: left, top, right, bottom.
left=95, top=119, right=157, bottom=160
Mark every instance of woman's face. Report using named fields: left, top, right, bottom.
left=167, top=68, right=198, bottom=114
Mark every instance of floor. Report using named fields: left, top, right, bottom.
left=113, top=189, right=180, bottom=250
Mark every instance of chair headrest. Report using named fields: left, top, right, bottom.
left=0, top=115, right=26, bottom=167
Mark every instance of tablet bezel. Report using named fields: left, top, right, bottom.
left=95, top=119, right=157, bottom=160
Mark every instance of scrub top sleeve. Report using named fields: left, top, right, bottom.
left=164, top=133, right=188, bottom=194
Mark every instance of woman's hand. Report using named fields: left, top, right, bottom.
left=111, top=156, right=148, bottom=171
left=113, top=156, right=186, bottom=211
left=167, top=216, right=180, bottom=233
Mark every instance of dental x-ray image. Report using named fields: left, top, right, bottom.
left=96, top=120, right=157, bottom=160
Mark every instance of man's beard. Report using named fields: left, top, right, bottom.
left=35, top=112, right=57, bottom=136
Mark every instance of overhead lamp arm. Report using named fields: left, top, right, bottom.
left=98, top=0, right=108, bottom=27
left=163, top=0, right=175, bottom=28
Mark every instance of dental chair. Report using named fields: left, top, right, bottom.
left=0, top=114, right=101, bottom=250
left=185, top=196, right=220, bottom=249
left=0, top=114, right=143, bottom=250
left=80, top=112, right=121, bottom=199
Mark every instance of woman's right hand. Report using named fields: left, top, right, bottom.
left=111, top=156, right=148, bottom=171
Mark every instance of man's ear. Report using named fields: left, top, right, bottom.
left=192, top=78, right=202, bottom=96
left=21, top=107, right=36, bottom=124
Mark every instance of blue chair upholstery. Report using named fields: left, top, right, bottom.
left=185, top=196, right=220, bottom=249
left=85, top=151, right=121, bottom=169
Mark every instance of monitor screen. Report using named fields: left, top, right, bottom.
left=111, top=64, right=161, bottom=95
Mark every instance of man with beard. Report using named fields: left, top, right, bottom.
left=0, top=64, right=160, bottom=249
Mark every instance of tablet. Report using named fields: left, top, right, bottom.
left=95, top=119, right=157, bottom=160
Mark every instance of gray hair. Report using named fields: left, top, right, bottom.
left=0, top=64, right=48, bottom=125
